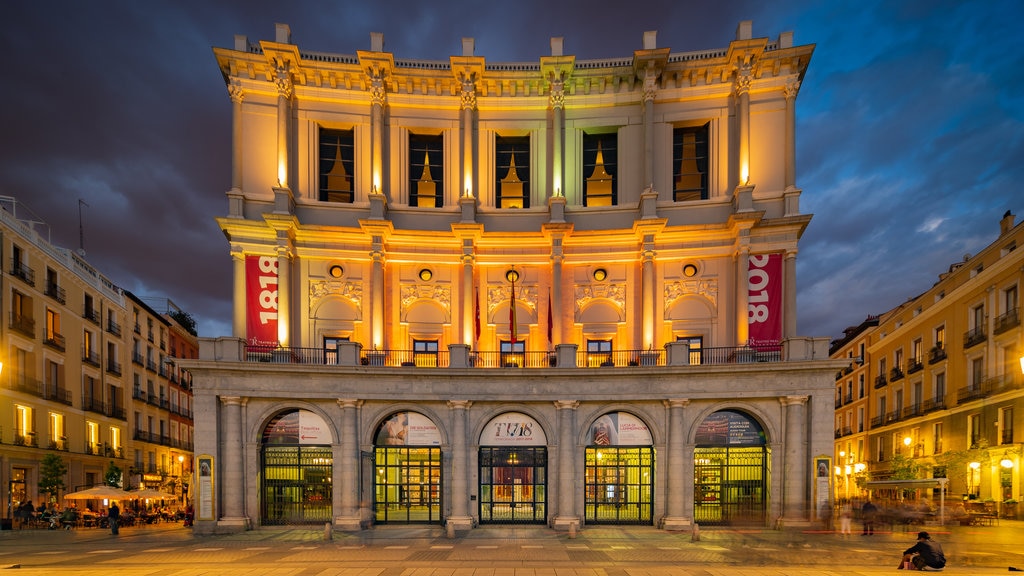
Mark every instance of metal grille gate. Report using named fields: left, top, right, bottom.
left=261, top=445, right=333, bottom=526
left=478, top=447, right=547, bottom=524
left=693, top=446, right=769, bottom=526
left=584, top=446, right=654, bottom=525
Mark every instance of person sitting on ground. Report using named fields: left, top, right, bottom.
left=899, top=531, right=946, bottom=571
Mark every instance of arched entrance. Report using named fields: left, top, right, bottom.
left=478, top=412, right=547, bottom=524
left=373, top=411, right=443, bottom=524
left=260, top=409, right=333, bottom=526
left=584, top=412, right=655, bottom=525
left=693, top=409, right=770, bottom=526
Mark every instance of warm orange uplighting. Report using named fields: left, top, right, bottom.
left=740, top=163, right=750, bottom=185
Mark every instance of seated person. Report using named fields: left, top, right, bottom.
left=900, top=531, right=946, bottom=571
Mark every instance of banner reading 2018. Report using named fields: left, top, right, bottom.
left=748, top=253, right=781, bottom=349
left=246, top=255, right=279, bottom=348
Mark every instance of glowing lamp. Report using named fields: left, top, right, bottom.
left=1001, top=459, right=1014, bottom=469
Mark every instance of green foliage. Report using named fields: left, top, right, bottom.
left=38, top=453, right=67, bottom=500
left=887, top=453, right=921, bottom=480
left=168, top=309, right=198, bottom=336
left=105, top=461, right=123, bottom=488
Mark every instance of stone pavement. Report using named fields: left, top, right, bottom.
left=2, top=519, right=1023, bottom=575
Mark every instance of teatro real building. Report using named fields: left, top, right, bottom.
left=186, top=20, right=843, bottom=534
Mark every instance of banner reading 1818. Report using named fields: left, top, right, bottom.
left=748, top=253, right=781, bottom=349
left=246, top=255, right=279, bottom=348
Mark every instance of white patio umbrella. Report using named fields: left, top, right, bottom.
left=131, top=488, right=178, bottom=500
left=64, top=485, right=132, bottom=500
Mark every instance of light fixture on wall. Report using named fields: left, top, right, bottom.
left=505, top=268, right=520, bottom=283
left=419, top=268, right=433, bottom=281
left=329, top=265, right=343, bottom=278
left=593, top=268, right=607, bottom=282
left=682, top=263, right=698, bottom=277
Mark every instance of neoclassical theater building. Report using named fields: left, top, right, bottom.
left=187, top=21, right=842, bottom=534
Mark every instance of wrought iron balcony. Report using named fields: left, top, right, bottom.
left=44, top=282, right=66, bottom=305
left=964, top=326, right=987, bottom=349
left=83, top=306, right=100, bottom=324
left=994, top=307, right=1020, bottom=335
left=43, top=332, right=66, bottom=351
left=906, top=357, right=924, bottom=374
left=9, top=261, right=35, bottom=286
left=9, top=313, right=35, bottom=337
left=928, top=346, right=947, bottom=364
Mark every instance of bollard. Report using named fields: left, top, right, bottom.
left=446, top=522, right=455, bottom=539
left=691, top=522, right=700, bottom=542
left=568, top=522, right=577, bottom=539
left=324, top=522, right=332, bottom=541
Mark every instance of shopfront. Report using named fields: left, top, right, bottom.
left=260, top=409, right=333, bottom=526
left=373, top=411, right=443, bottom=524
left=583, top=412, right=654, bottom=525
left=478, top=412, right=548, bottom=524
left=693, top=409, right=769, bottom=526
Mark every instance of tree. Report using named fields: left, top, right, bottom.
left=168, top=309, right=198, bottom=336
left=38, top=453, right=67, bottom=502
left=105, top=461, right=123, bottom=488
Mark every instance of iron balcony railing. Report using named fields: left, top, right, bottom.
left=242, top=344, right=782, bottom=368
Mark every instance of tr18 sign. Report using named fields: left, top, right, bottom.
left=246, top=255, right=279, bottom=348
left=747, top=253, right=781, bottom=349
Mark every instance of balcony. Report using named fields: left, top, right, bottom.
left=43, top=332, right=66, bottom=352
left=83, top=306, right=100, bottom=325
left=82, top=396, right=107, bottom=415
left=921, top=397, right=946, bottom=414
left=889, top=366, right=904, bottom=382
left=44, top=282, right=66, bottom=305
left=106, top=359, right=122, bottom=376
left=9, top=313, right=35, bottom=338
left=906, top=357, right=924, bottom=374
left=43, top=386, right=72, bottom=406
left=902, top=403, right=923, bottom=419
left=956, top=385, right=987, bottom=404
left=87, top=443, right=103, bottom=456
left=132, top=387, right=146, bottom=401
left=132, top=352, right=145, bottom=367
left=9, top=261, right=35, bottom=286
left=964, top=326, right=987, bottom=349
left=10, top=376, right=43, bottom=398
left=107, top=318, right=121, bottom=337
left=928, top=346, right=947, bottom=364
left=108, top=404, right=126, bottom=420
left=47, top=437, right=69, bottom=451
left=874, top=374, right=888, bottom=389
left=82, top=347, right=101, bottom=367
left=870, top=415, right=885, bottom=429
left=14, top=432, right=38, bottom=447
left=993, top=307, right=1020, bottom=335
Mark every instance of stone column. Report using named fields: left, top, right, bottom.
left=447, top=401, right=473, bottom=531
left=783, top=250, right=798, bottom=340
left=462, top=249, right=475, bottom=345
left=735, top=63, right=752, bottom=186
left=736, top=242, right=750, bottom=345
left=459, top=75, right=477, bottom=199
left=781, top=395, right=809, bottom=524
left=549, top=76, right=565, bottom=198
left=550, top=242, right=563, bottom=345
left=219, top=396, right=249, bottom=529
left=553, top=400, right=579, bottom=530
left=276, top=244, right=291, bottom=347
left=231, top=248, right=245, bottom=339
left=370, top=243, right=385, bottom=349
left=228, top=81, right=244, bottom=193
left=642, top=237, right=656, bottom=349
left=642, top=67, right=657, bottom=192
left=662, top=399, right=691, bottom=530
left=783, top=79, right=800, bottom=191
left=369, top=74, right=386, bottom=196
left=336, top=399, right=362, bottom=530
left=274, top=66, right=292, bottom=189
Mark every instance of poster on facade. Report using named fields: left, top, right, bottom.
left=695, top=411, right=766, bottom=446
left=376, top=411, right=441, bottom=446
left=747, top=253, right=782, bottom=350
left=814, top=456, right=832, bottom=521
left=196, top=454, right=214, bottom=521
left=480, top=412, right=547, bottom=446
left=589, top=412, right=653, bottom=446
left=245, top=255, right=279, bottom=349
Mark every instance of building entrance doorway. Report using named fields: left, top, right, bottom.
left=478, top=411, right=548, bottom=524
left=259, top=410, right=333, bottom=526
left=693, top=410, right=769, bottom=526
left=373, top=411, right=443, bottom=524
left=583, top=412, right=655, bottom=525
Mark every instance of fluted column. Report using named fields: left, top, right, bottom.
left=642, top=238, right=656, bottom=349
left=783, top=250, right=798, bottom=340
left=662, top=399, right=690, bottom=529
left=462, top=252, right=474, bottom=345
left=642, top=67, right=657, bottom=191
left=231, top=248, right=245, bottom=339
left=735, top=63, right=752, bottom=186
left=447, top=400, right=473, bottom=530
left=276, top=244, right=291, bottom=347
left=783, top=79, right=800, bottom=190
left=273, top=66, right=292, bottom=189
left=220, top=396, right=248, bottom=526
left=371, top=245, right=385, bottom=349
left=459, top=75, right=477, bottom=198
left=781, top=395, right=809, bottom=523
left=369, top=74, right=386, bottom=195
left=550, top=243, right=564, bottom=345
left=228, top=81, right=244, bottom=192
left=549, top=76, right=565, bottom=197
left=736, top=242, right=750, bottom=345
left=553, top=400, right=579, bottom=530
left=336, top=399, right=362, bottom=529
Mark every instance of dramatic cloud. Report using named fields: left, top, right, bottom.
left=1, top=0, right=1020, bottom=342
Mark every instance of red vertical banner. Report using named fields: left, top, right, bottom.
left=246, top=255, right=279, bottom=349
left=748, top=253, right=782, bottom=349
left=474, top=287, right=481, bottom=342
left=546, top=291, right=553, bottom=344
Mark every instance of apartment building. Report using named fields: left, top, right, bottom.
left=832, top=212, right=1022, bottom=512
left=187, top=21, right=842, bottom=534
left=0, top=196, right=195, bottom=516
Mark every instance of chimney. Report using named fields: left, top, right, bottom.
left=370, top=32, right=384, bottom=52
left=551, top=37, right=564, bottom=57
left=275, top=23, right=291, bottom=44
left=1000, top=210, right=1015, bottom=236
left=643, top=31, right=657, bottom=50
left=736, top=20, right=752, bottom=40
left=462, top=37, right=475, bottom=57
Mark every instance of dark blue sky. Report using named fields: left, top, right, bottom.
left=2, top=0, right=1021, bottom=341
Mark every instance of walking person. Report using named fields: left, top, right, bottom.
left=108, top=501, right=120, bottom=535
left=898, top=531, right=946, bottom=570
left=861, top=499, right=878, bottom=535
left=838, top=500, right=853, bottom=536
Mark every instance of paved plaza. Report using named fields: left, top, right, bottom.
left=2, top=519, right=1023, bottom=575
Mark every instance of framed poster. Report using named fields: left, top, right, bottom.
left=813, top=455, right=831, bottom=521
left=196, top=454, right=215, bottom=521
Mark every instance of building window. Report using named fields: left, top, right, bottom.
left=496, top=135, right=529, bottom=208
left=672, top=123, right=709, bottom=201
left=934, top=325, right=945, bottom=349
left=49, top=412, right=66, bottom=451
left=933, top=422, right=943, bottom=455
left=677, top=336, right=703, bottom=365
left=586, top=339, right=613, bottom=367
left=319, top=127, right=355, bottom=202
left=858, top=374, right=865, bottom=399
left=934, top=372, right=945, bottom=403
left=970, top=357, right=984, bottom=388
left=413, top=339, right=439, bottom=367
left=582, top=132, right=616, bottom=207
left=1000, top=407, right=1014, bottom=445
left=409, top=133, right=443, bottom=208
left=15, top=404, right=35, bottom=446
left=968, top=413, right=982, bottom=448
left=87, top=421, right=100, bottom=455
left=876, top=437, right=885, bottom=462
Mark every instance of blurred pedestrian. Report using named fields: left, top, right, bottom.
left=861, top=499, right=878, bottom=535
left=838, top=501, right=853, bottom=536
left=108, top=501, right=120, bottom=535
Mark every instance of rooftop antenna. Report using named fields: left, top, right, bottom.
left=78, top=199, right=89, bottom=256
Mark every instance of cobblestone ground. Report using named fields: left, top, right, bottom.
left=2, top=520, right=1023, bottom=575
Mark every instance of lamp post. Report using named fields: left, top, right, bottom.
left=969, top=461, right=981, bottom=500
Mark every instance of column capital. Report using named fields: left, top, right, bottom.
left=447, top=400, right=473, bottom=410
left=336, top=399, right=363, bottom=409
left=664, top=399, right=690, bottom=409
left=220, top=395, right=245, bottom=407
left=779, top=395, right=808, bottom=407
left=734, top=62, right=752, bottom=95
left=228, top=81, right=245, bottom=104
left=554, top=400, right=579, bottom=411
left=783, top=79, right=801, bottom=101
